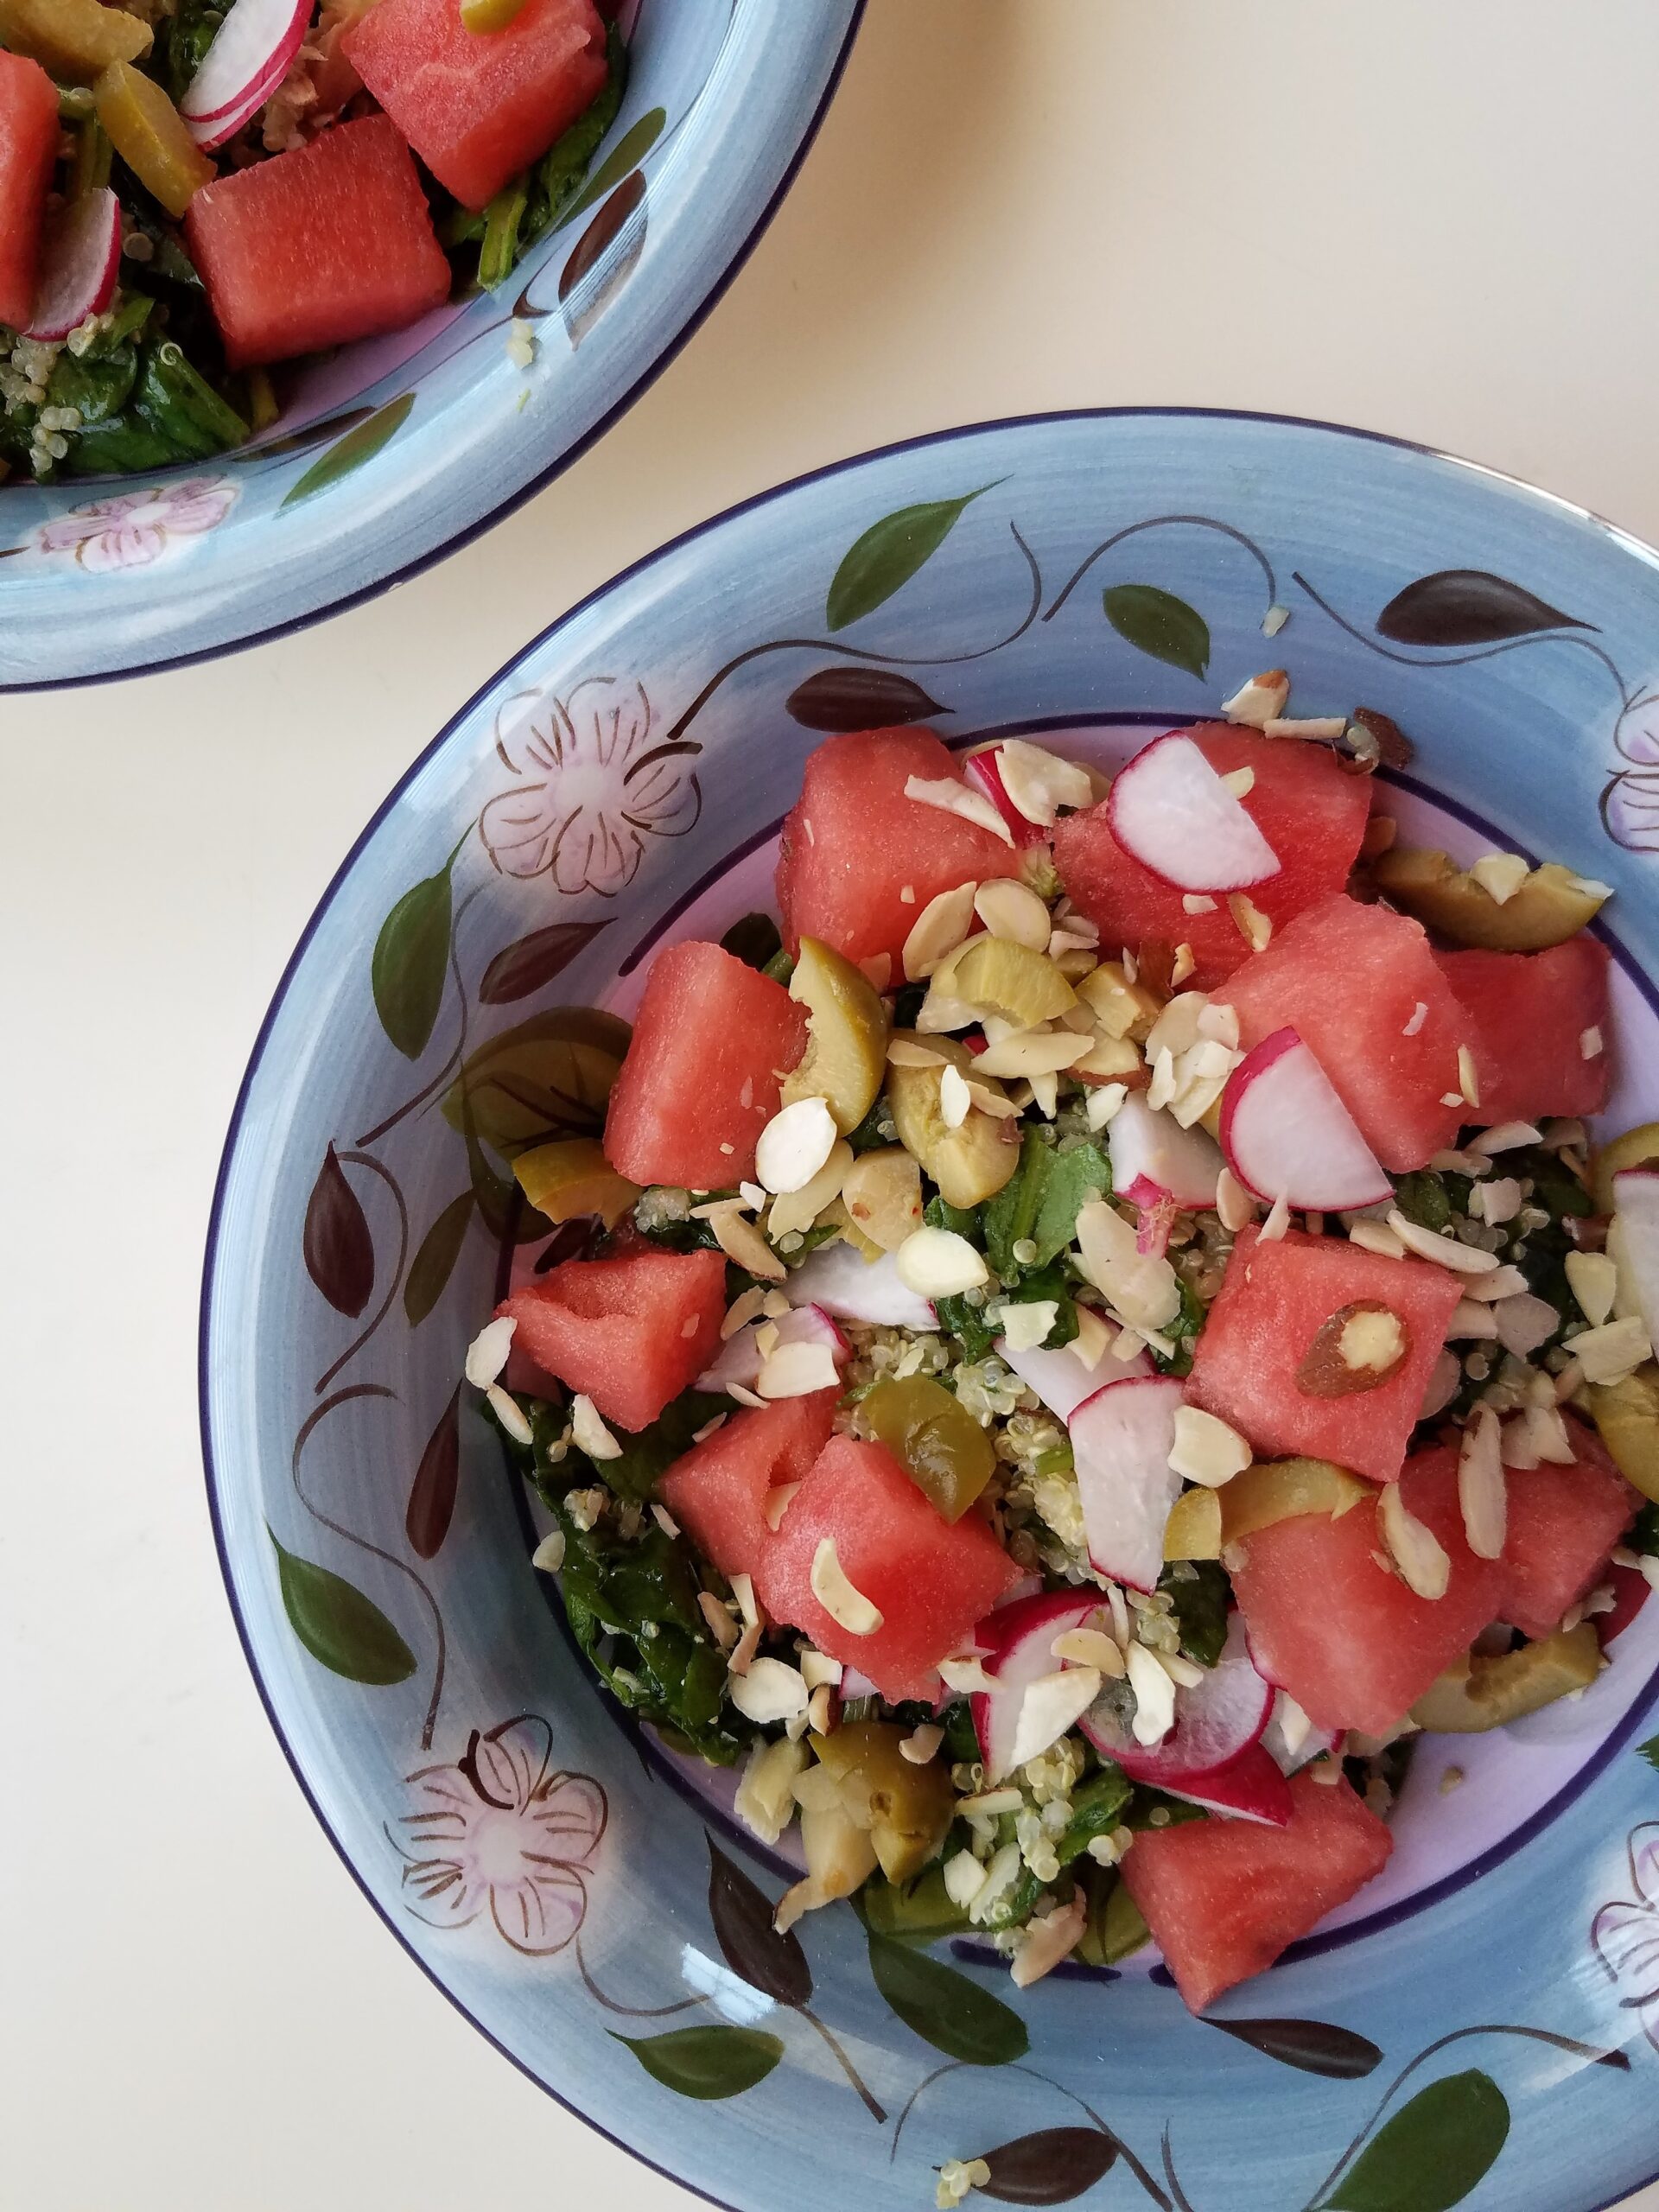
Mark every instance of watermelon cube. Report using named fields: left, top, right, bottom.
left=1437, top=940, right=1612, bottom=1127
left=657, top=1393, right=839, bottom=1581
left=497, top=1246, right=725, bottom=1432
left=345, top=0, right=607, bottom=210
left=0, top=53, right=60, bottom=332
left=1500, top=1415, right=1634, bottom=1639
left=1231, top=1445, right=1506, bottom=1736
left=1119, top=1769, right=1393, bottom=2012
left=755, top=1435, right=1022, bottom=1700
left=603, top=940, right=806, bottom=1190
left=185, top=117, right=449, bottom=370
left=1216, top=894, right=1468, bottom=1170
left=776, top=728, right=1023, bottom=970
left=1052, top=727, right=1371, bottom=990
left=1185, top=1227, right=1463, bottom=1484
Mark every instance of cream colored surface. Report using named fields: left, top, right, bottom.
left=6, top=2, right=1659, bottom=2204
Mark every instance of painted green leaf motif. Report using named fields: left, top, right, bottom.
left=559, top=105, right=665, bottom=228
left=1640, top=1734, right=1659, bottom=1773
left=1103, top=583, right=1210, bottom=679
left=253, top=404, right=376, bottom=460
left=609, top=2025, right=783, bottom=2101
left=1210, top=2016, right=1382, bottom=2079
left=372, top=840, right=460, bottom=1059
left=268, top=1526, right=416, bottom=1686
left=826, top=486, right=995, bottom=632
left=1323, top=2071, right=1510, bottom=2212
left=404, top=1191, right=474, bottom=1326
left=560, top=168, right=645, bottom=305
left=281, top=392, right=415, bottom=508
left=866, top=1933, right=1027, bottom=2065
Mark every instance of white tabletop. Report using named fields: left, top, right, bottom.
left=8, top=2, right=1659, bottom=2204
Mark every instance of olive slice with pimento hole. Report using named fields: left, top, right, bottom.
left=1295, top=1300, right=1411, bottom=1398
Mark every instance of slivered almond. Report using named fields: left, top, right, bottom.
left=1458, top=1406, right=1507, bottom=1560
left=1265, top=715, right=1347, bottom=741
left=994, top=738, right=1096, bottom=825
left=904, top=773, right=1014, bottom=846
left=1221, top=669, right=1290, bottom=728
left=974, top=876, right=1052, bottom=950
left=1229, top=893, right=1272, bottom=951
left=710, top=1207, right=786, bottom=1281
left=903, top=881, right=979, bottom=981
left=763, top=1483, right=802, bottom=1532
left=1386, top=1210, right=1501, bottom=1274
left=971, top=1029, right=1096, bottom=1077
left=1378, top=1479, right=1451, bottom=1599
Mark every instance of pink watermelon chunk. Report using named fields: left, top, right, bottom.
left=1231, top=1445, right=1506, bottom=1735
left=345, top=0, right=607, bottom=209
left=1184, top=1227, right=1463, bottom=1484
left=1437, top=940, right=1612, bottom=1126
left=755, top=1435, right=1023, bottom=1700
left=604, top=941, right=806, bottom=1191
left=1499, top=1416, right=1635, bottom=1638
left=497, top=1247, right=726, bottom=1432
left=657, top=1393, right=839, bottom=1580
left=0, top=53, right=59, bottom=333
left=1119, top=1769, right=1393, bottom=2012
left=1052, top=727, right=1372, bottom=989
left=185, top=117, right=450, bottom=369
left=1216, top=894, right=1468, bottom=1170
left=776, top=728, right=1023, bottom=969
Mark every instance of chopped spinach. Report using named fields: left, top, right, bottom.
left=719, top=912, right=785, bottom=973
left=1053, top=1763, right=1133, bottom=1866
left=1392, top=1168, right=1465, bottom=1233
left=1160, top=1558, right=1230, bottom=1668
left=65, top=335, right=247, bottom=475
left=982, top=1130, right=1112, bottom=1278
left=856, top=1864, right=970, bottom=1947
left=1150, top=1271, right=1206, bottom=1377
left=564, top=1384, right=731, bottom=1505
left=1630, top=1499, right=1659, bottom=1557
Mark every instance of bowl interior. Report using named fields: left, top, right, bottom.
left=0, top=0, right=861, bottom=688
left=204, top=410, right=1659, bottom=2212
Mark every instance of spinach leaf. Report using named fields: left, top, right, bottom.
left=65, top=335, right=246, bottom=475
left=1393, top=1168, right=1459, bottom=1232
left=719, top=912, right=784, bottom=973
left=1053, top=1763, right=1133, bottom=1866
left=522, top=19, right=629, bottom=237
left=577, top=1387, right=732, bottom=1505
left=856, top=1864, right=971, bottom=1947
left=159, top=0, right=228, bottom=104
left=982, top=1131, right=1112, bottom=1277
left=47, top=341, right=139, bottom=426
left=1160, top=1559, right=1230, bottom=1667
left=1000, top=1263, right=1080, bottom=1347
left=846, top=1096, right=893, bottom=1154
left=1630, top=1499, right=1659, bottom=1556
left=1124, top=1791, right=1208, bottom=1832
left=1149, top=1271, right=1205, bottom=1377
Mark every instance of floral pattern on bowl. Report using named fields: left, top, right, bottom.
left=203, top=410, right=1659, bottom=2212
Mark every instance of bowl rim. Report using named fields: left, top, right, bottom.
left=199, top=402, right=1659, bottom=2212
left=3, top=0, right=868, bottom=698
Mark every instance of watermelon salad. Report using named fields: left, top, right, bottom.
left=471, top=684, right=1659, bottom=2014
left=0, top=0, right=622, bottom=480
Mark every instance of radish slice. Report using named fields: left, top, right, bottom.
left=1220, top=1026, right=1393, bottom=1211
left=26, top=189, right=121, bottom=343
left=996, top=1330, right=1150, bottom=1421
left=1109, top=1091, right=1224, bottom=1212
left=188, top=42, right=294, bottom=150
left=1107, top=731, right=1281, bottom=893
left=183, top=0, right=311, bottom=122
left=696, top=1304, right=849, bottom=1394
left=785, top=1241, right=937, bottom=1330
left=1080, top=1615, right=1291, bottom=1823
left=971, top=1588, right=1102, bottom=1781
left=1260, top=1691, right=1339, bottom=1776
left=1071, top=1374, right=1185, bottom=1592
left=1610, top=1168, right=1659, bottom=1345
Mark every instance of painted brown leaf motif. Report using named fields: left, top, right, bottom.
left=406, top=1383, right=461, bottom=1560
left=1376, top=569, right=1592, bottom=646
left=479, top=920, right=613, bottom=1004
left=707, top=1839, right=810, bottom=2007
left=1209, top=2016, right=1382, bottom=2079
left=972, top=2127, right=1118, bottom=2206
left=303, top=1143, right=374, bottom=1318
left=560, top=168, right=646, bottom=340
left=785, top=666, right=950, bottom=732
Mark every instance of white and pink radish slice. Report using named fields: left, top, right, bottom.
left=1080, top=1614, right=1292, bottom=1824
left=1219, top=1026, right=1392, bottom=1211
left=785, top=1241, right=936, bottom=1331
left=970, top=1588, right=1103, bottom=1781
left=696, top=1303, right=848, bottom=1395
left=995, top=1329, right=1150, bottom=1421
left=26, top=188, right=121, bottom=343
left=1109, top=1090, right=1224, bottom=1212
left=1609, top=1168, right=1659, bottom=1346
left=1071, top=1373, right=1185, bottom=1593
left=1260, top=1690, right=1339, bottom=1777
left=1107, top=731, right=1281, bottom=893
left=963, top=745, right=1047, bottom=849
left=183, top=0, right=310, bottom=139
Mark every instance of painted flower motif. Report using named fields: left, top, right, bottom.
left=391, top=1714, right=607, bottom=1955
left=1591, top=1821, right=1659, bottom=2055
left=32, top=475, right=238, bottom=572
left=1603, top=768, right=1659, bottom=852
left=480, top=675, right=701, bottom=895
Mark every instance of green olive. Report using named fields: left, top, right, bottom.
left=1592, top=1122, right=1659, bottom=1217
left=865, top=1373, right=996, bottom=1522
left=783, top=936, right=890, bottom=1134
left=810, top=1720, right=954, bottom=1884
left=931, top=936, right=1077, bottom=1027
left=885, top=1031, right=1020, bottom=1207
left=1371, top=846, right=1608, bottom=950
left=1583, top=1361, right=1659, bottom=1504
left=1409, top=1624, right=1603, bottom=1732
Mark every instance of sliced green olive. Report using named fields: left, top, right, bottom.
left=1583, top=1361, right=1659, bottom=1504
left=810, top=1719, right=954, bottom=1885
left=782, top=936, right=890, bottom=1134
left=931, top=936, right=1077, bottom=1027
left=1075, top=959, right=1163, bottom=1041
left=1409, top=1624, right=1603, bottom=1732
left=512, top=1136, right=638, bottom=1228
left=1371, top=845, right=1609, bottom=950
left=1592, top=1122, right=1659, bottom=1217
left=885, top=1031, right=1020, bottom=1207
left=1224, top=1458, right=1370, bottom=1547
left=840, top=1146, right=924, bottom=1252
left=0, top=0, right=149, bottom=78
left=865, top=1373, right=995, bottom=1522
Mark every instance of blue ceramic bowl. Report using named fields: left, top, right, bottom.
left=0, top=0, right=861, bottom=690
left=202, top=410, right=1659, bottom=2212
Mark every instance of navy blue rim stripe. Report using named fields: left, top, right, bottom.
left=5, top=3, right=868, bottom=697
left=200, top=498, right=1659, bottom=2210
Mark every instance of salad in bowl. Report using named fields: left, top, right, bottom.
left=467, top=700, right=1659, bottom=2016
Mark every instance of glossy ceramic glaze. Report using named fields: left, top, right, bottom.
left=202, top=410, right=1659, bottom=2212
left=0, top=0, right=861, bottom=689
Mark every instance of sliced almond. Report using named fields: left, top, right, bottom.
left=810, top=1537, right=884, bottom=1635
left=895, top=1224, right=989, bottom=1298
left=1075, top=1198, right=1180, bottom=1333
left=1468, top=851, right=1530, bottom=906
left=1565, top=1249, right=1618, bottom=1327
left=971, top=1028, right=1096, bottom=1077
left=993, top=737, right=1096, bottom=825
left=486, top=1387, right=530, bottom=1446
left=1265, top=715, right=1347, bottom=741
left=1296, top=1301, right=1409, bottom=1397
left=1084, top=1081, right=1129, bottom=1131
left=967, top=1079, right=1024, bottom=1119
left=904, top=773, right=1014, bottom=847
left=767, top=1138, right=854, bottom=1239
left=974, top=876, right=1052, bottom=950
left=1196, top=1000, right=1241, bottom=1048
left=698, top=1590, right=741, bottom=1650
left=1170, top=944, right=1197, bottom=987
left=1008, top=1665, right=1103, bottom=1769
left=887, top=1037, right=948, bottom=1068
left=1460, top=1262, right=1531, bottom=1301
left=1144, top=993, right=1210, bottom=1063
left=464, top=1314, right=516, bottom=1389
left=1386, top=1210, right=1502, bottom=1274
left=939, top=1061, right=972, bottom=1129
left=1126, top=1643, right=1177, bottom=1746
left=1457, top=1405, right=1508, bottom=1560
left=999, top=1299, right=1058, bottom=1353
left=1492, top=1292, right=1560, bottom=1359
left=571, top=1393, right=621, bottom=1460
left=1167, top=1404, right=1252, bottom=1486
left=1229, top=892, right=1272, bottom=952
left=1457, top=1045, right=1481, bottom=1109
left=1472, top=1176, right=1522, bottom=1226
left=1051, top=1625, right=1125, bottom=1675
left=1446, top=1298, right=1499, bottom=1339
left=1402, top=1001, right=1429, bottom=1039
left=800, top=1648, right=843, bottom=1690
left=1569, top=1314, right=1652, bottom=1384
left=710, top=1207, right=786, bottom=1281
left=1259, top=1191, right=1292, bottom=1242
left=913, top=988, right=980, bottom=1035
left=899, top=1723, right=944, bottom=1764
left=763, top=1482, right=802, bottom=1532
left=1219, top=766, right=1257, bottom=800
left=938, top=1654, right=996, bottom=1695
left=1182, top=893, right=1218, bottom=915
left=728, top=1656, right=810, bottom=1724
left=1216, top=1166, right=1258, bottom=1232
left=1221, top=669, right=1290, bottom=728
left=1468, top=1120, right=1543, bottom=1155
left=1348, top=1219, right=1408, bottom=1261
left=758, top=1339, right=842, bottom=1399
left=756, top=1096, right=839, bottom=1194
left=1582, top=1025, right=1605, bottom=1060
left=902, top=880, right=979, bottom=981
left=1377, top=1479, right=1451, bottom=1599
left=841, top=1147, right=925, bottom=1251
left=531, top=1528, right=566, bottom=1573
